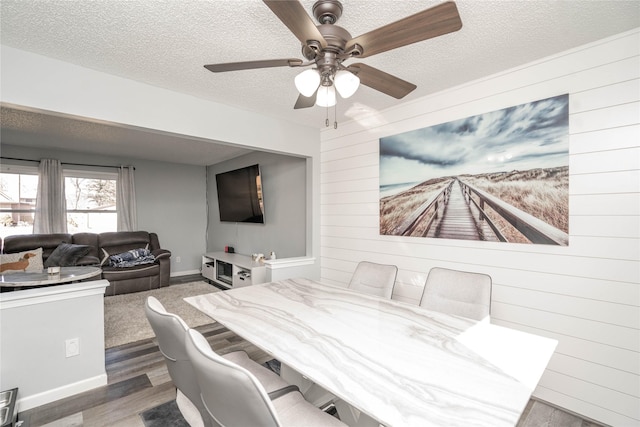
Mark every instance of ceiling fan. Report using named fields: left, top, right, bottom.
left=204, top=0, right=462, bottom=116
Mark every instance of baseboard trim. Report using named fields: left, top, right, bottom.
left=16, top=373, right=108, bottom=412
left=170, top=269, right=200, bottom=277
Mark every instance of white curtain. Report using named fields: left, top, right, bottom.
left=117, top=166, right=137, bottom=231
left=34, top=158, right=67, bottom=234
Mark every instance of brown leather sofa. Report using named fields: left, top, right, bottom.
left=2, top=231, right=171, bottom=295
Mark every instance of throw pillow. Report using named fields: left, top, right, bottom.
left=100, top=248, right=111, bottom=266
left=44, top=243, right=91, bottom=268
left=0, top=247, right=44, bottom=273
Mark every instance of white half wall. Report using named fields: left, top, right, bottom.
left=0, top=280, right=110, bottom=412
left=319, top=29, right=640, bottom=426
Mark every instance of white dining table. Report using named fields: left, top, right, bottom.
left=185, top=277, right=557, bottom=427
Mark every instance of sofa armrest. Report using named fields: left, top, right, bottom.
left=149, top=233, right=162, bottom=252
left=152, top=249, right=171, bottom=287
left=152, top=249, right=171, bottom=260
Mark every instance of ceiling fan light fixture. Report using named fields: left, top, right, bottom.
left=294, top=69, right=321, bottom=97
left=316, top=84, right=337, bottom=107
left=334, top=70, right=360, bottom=98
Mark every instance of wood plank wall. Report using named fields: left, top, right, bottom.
left=318, top=29, right=639, bottom=426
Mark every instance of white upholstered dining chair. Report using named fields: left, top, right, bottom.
left=419, top=267, right=492, bottom=321
left=185, top=328, right=347, bottom=427
left=144, top=296, right=291, bottom=427
left=348, top=261, right=398, bottom=299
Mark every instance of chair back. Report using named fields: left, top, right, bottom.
left=186, top=328, right=281, bottom=427
left=144, top=296, right=210, bottom=427
left=420, top=267, right=492, bottom=321
left=348, top=261, right=398, bottom=299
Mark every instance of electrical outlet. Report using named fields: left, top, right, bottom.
left=176, top=256, right=181, bottom=263
left=65, top=338, right=80, bottom=358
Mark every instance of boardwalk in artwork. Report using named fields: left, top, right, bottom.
left=427, top=180, right=499, bottom=241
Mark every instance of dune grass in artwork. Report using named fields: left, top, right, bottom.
left=380, top=166, right=568, bottom=243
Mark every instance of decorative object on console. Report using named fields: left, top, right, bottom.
left=0, top=247, right=44, bottom=273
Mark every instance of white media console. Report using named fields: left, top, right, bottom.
left=201, top=252, right=266, bottom=289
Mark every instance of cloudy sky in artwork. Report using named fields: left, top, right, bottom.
left=379, top=94, right=569, bottom=186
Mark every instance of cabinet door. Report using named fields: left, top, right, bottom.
left=202, top=257, right=216, bottom=281
left=232, top=269, right=252, bottom=288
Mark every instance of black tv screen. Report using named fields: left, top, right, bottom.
left=216, top=164, right=264, bottom=223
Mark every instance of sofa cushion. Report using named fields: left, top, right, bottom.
left=99, top=231, right=151, bottom=253
left=44, top=243, right=91, bottom=267
left=99, top=231, right=152, bottom=265
left=3, top=234, right=72, bottom=260
left=0, top=247, right=44, bottom=273
left=72, top=233, right=100, bottom=258
left=102, top=263, right=160, bottom=280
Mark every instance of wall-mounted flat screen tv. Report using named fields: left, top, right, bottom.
left=216, top=164, right=264, bottom=223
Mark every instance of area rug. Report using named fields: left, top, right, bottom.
left=104, top=281, right=218, bottom=348
left=140, top=399, right=189, bottom=427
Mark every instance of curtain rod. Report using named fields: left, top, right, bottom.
left=1, top=157, right=135, bottom=170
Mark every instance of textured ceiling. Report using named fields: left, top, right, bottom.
left=1, top=0, right=639, bottom=165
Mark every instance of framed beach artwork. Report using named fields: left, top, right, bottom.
left=379, top=94, right=569, bottom=246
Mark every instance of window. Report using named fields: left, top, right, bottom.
left=0, top=165, right=38, bottom=238
left=0, top=165, right=118, bottom=237
left=64, top=170, right=117, bottom=234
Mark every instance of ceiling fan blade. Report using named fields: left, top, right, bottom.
left=294, top=91, right=317, bottom=109
left=348, top=63, right=416, bottom=99
left=263, top=0, right=327, bottom=49
left=346, top=1, right=462, bottom=59
left=204, top=59, right=303, bottom=73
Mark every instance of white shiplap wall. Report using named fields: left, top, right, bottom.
left=319, top=29, right=640, bottom=426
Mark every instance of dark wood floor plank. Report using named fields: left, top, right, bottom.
left=81, top=380, right=176, bottom=427
left=23, top=374, right=152, bottom=427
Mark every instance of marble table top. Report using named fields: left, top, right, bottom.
left=185, top=278, right=557, bottom=427
left=0, top=266, right=102, bottom=287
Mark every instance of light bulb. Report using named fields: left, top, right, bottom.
left=294, top=69, right=321, bottom=97
left=334, top=70, right=360, bottom=98
left=315, top=85, right=336, bottom=107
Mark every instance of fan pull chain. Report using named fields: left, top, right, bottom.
left=334, top=104, right=338, bottom=129
left=325, top=106, right=330, bottom=127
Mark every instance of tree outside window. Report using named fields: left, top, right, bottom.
left=0, top=171, right=38, bottom=238
left=0, top=167, right=118, bottom=238
left=65, top=174, right=117, bottom=233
